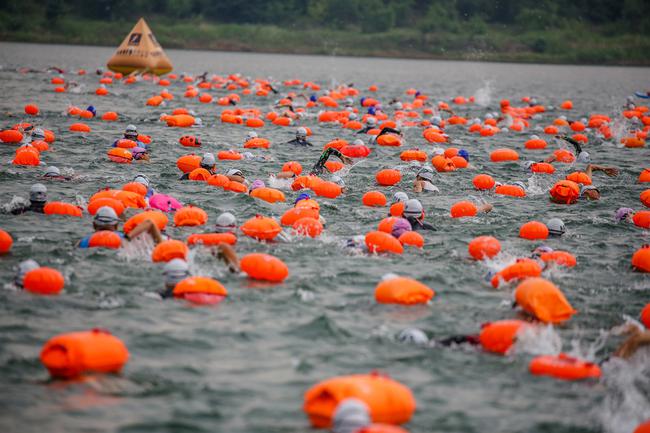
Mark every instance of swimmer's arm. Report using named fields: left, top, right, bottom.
left=275, top=171, right=295, bottom=179
left=544, top=155, right=557, bottom=163
left=587, top=164, right=619, bottom=177
left=212, top=243, right=239, bottom=273
left=227, top=174, right=245, bottom=183
left=477, top=203, right=493, bottom=213
left=126, top=220, right=163, bottom=244
left=556, top=135, right=582, bottom=154
left=436, top=335, right=480, bottom=346
left=613, top=329, right=650, bottom=359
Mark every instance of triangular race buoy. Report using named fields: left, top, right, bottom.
left=106, top=18, right=173, bottom=76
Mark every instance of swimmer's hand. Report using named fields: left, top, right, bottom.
left=603, top=167, right=619, bottom=177
left=614, top=329, right=650, bottom=359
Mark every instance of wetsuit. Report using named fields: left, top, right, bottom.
left=405, top=216, right=436, bottom=231
left=438, top=335, right=480, bottom=346
left=310, top=148, right=343, bottom=175
left=559, top=135, right=582, bottom=154
left=287, top=138, right=313, bottom=147
left=11, top=200, right=46, bottom=215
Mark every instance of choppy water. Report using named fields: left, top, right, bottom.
left=0, top=42, right=649, bottom=433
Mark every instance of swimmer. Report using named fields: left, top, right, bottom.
left=14, top=259, right=40, bottom=289
left=287, top=127, right=313, bottom=146
left=180, top=153, right=216, bottom=180
left=43, top=166, right=72, bottom=181
left=160, top=258, right=191, bottom=298
left=113, top=125, right=146, bottom=149
left=331, top=399, right=407, bottom=433
left=546, top=218, right=566, bottom=236
left=77, top=206, right=163, bottom=248
left=402, top=199, right=436, bottom=231
left=244, top=131, right=258, bottom=146
left=132, top=147, right=150, bottom=162
left=133, top=174, right=155, bottom=198
left=10, top=184, right=48, bottom=214
left=577, top=164, right=619, bottom=201
left=226, top=168, right=247, bottom=185
left=615, top=207, right=635, bottom=223
left=213, top=212, right=237, bottom=233
left=30, top=128, right=46, bottom=143
left=308, top=147, right=353, bottom=176
left=249, top=179, right=265, bottom=193
left=356, top=117, right=378, bottom=134
left=552, top=135, right=590, bottom=164
left=413, top=168, right=439, bottom=193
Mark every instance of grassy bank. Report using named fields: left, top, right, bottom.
left=1, top=15, right=649, bottom=66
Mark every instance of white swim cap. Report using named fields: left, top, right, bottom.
left=32, top=128, right=45, bottom=140
left=397, top=328, right=429, bottom=345
left=246, top=131, right=258, bottom=140
left=417, top=169, right=434, bottom=182
left=163, top=259, right=190, bottom=288
left=332, top=399, right=371, bottom=433
left=352, top=139, right=364, bottom=146
left=366, top=117, right=377, bottom=126
left=403, top=198, right=423, bottom=217
left=215, top=212, right=237, bottom=233
left=16, top=259, right=40, bottom=287
left=227, top=168, right=243, bottom=177
left=331, top=175, right=345, bottom=186
left=296, top=127, right=307, bottom=138
left=547, top=218, right=566, bottom=236
left=94, top=206, right=119, bottom=227
left=392, top=191, right=408, bottom=203
left=201, top=153, right=216, bottom=166
left=44, top=166, right=60, bottom=177
left=30, top=183, right=47, bottom=202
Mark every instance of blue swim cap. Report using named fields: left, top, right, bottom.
left=415, top=91, right=421, bottom=97
left=360, top=97, right=366, bottom=106
left=309, top=94, right=317, bottom=102
left=458, top=149, right=469, bottom=161
left=294, top=193, right=310, bottom=204
left=367, top=106, right=376, bottom=115
left=86, top=105, right=96, bottom=116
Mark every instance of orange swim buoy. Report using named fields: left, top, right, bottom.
left=89, top=189, right=145, bottom=210
left=515, top=277, right=576, bottom=323
left=23, top=267, right=65, bottom=295
left=0, top=229, right=13, bottom=253
left=107, top=148, right=133, bottom=164
left=641, top=189, right=650, bottom=208
left=530, top=162, right=555, bottom=174
left=389, top=202, right=404, bottom=217
left=12, top=149, right=40, bottom=166
left=632, top=245, right=650, bottom=272
left=529, top=354, right=601, bottom=381
left=365, top=231, right=403, bottom=254
left=87, top=198, right=125, bottom=216
left=539, top=251, right=577, bottom=267
left=207, top=174, right=229, bottom=188
left=303, top=373, right=416, bottom=428
left=640, top=303, right=650, bottom=328
left=293, top=217, right=323, bottom=237
left=325, top=160, right=344, bottom=172
left=218, top=150, right=243, bottom=160
left=491, top=258, right=542, bottom=288
left=468, top=236, right=500, bottom=260
left=312, top=181, right=342, bottom=199
left=151, top=240, right=189, bottom=262
left=24, top=104, right=39, bottom=115
left=251, top=187, right=286, bottom=203
left=122, top=210, right=168, bottom=234
left=0, top=129, right=23, bottom=143
left=362, top=191, right=387, bottom=207
left=173, top=276, right=228, bottom=305
left=450, top=201, right=477, bottom=218
left=553, top=149, right=575, bottom=163
left=176, top=154, right=202, bottom=173
left=224, top=180, right=248, bottom=194
left=87, top=231, right=122, bottom=249
left=179, top=135, right=201, bottom=147
left=281, top=207, right=319, bottom=226
left=400, top=149, right=427, bottom=162
left=375, top=276, right=434, bottom=305
left=375, top=169, right=401, bottom=186
left=244, top=138, right=270, bottom=149
left=282, top=161, right=303, bottom=176
left=495, top=184, right=526, bottom=197
left=479, top=320, right=528, bottom=354
left=524, top=138, right=547, bottom=149
left=188, top=168, right=212, bottom=181
left=519, top=221, right=549, bottom=240
left=398, top=231, right=424, bottom=248
left=69, top=122, right=91, bottom=133
left=566, top=171, right=591, bottom=185
left=376, top=134, right=401, bottom=147
left=473, top=174, right=495, bottom=190
left=490, top=148, right=519, bottom=162
left=101, top=111, right=118, bottom=121
left=241, top=215, right=282, bottom=241
left=549, top=180, right=580, bottom=204
left=44, top=202, right=83, bottom=217
left=40, top=329, right=129, bottom=378
left=638, top=169, right=650, bottom=183
left=187, top=232, right=237, bottom=246
left=240, top=253, right=289, bottom=282
left=122, top=182, right=147, bottom=197
left=174, top=206, right=208, bottom=227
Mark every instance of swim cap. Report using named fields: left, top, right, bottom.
left=94, top=206, right=120, bottom=228
left=348, top=112, right=357, bottom=120
left=394, top=102, right=403, bottom=110
left=125, top=124, right=137, bottom=133
left=391, top=218, right=412, bottom=238
left=242, top=152, right=254, bottom=159
left=457, top=149, right=469, bottom=161
left=227, top=168, right=243, bottom=177
left=296, top=127, right=307, bottom=138
left=163, top=259, right=190, bottom=288
left=294, top=193, right=310, bottom=204
left=44, top=166, right=60, bottom=177
left=485, top=113, right=494, bottom=120
left=577, top=151, right=590, bottom=164
left=532, top=245, right=554, bottom=256
left=580, top=184, right=598, bottom=196
left=530, top=134, right=540, bottom=140
left=132, top=147, right=147, bottom=158
left=513, top=181, right=527, bottom=191
left=250, top=179, right=265, bottom=190
left=352, top=139, right=364, bottom=146
left=214, top=212, right=237, bottom=233
left=201, top=153, right=216, bottom=167
left=524, top=160, right=535, bottom=170
left=32, top=128, right=45, bottom=140
left=417, top=169, right=434, bottom=183
left=392, top=191, right=408, bottom=203
left=86, top=106, right=96, bottom=116
left=366, top=117, right=377, bottom=126
left=125, top=124, right=137, bottom=139
left=15, top=259, right=40, bottom=287
left=246, top=131, right=258, bottom=140
left=615, top=207, right=634, bottom=222
left=431, top=147, right=444, bottom=156
left=546, top=218, right=566, bottom=236
left=367, top=107, right=376, bottom=115
left=345, top=98, right=353, bottom=106
left=397, top=328, right=429, bottom=345
left=403, top=199, right=424, bottom=218
left=30, top=183, right=47, bottom=202
left=332, top=399, right=371, bottom=433
left=309, top=94, right=317, bottom=102
left=133, top=174, right=150, bottom=187
left=331, top=175, right=345, bottom=187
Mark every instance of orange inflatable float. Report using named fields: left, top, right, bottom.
left=173, top=276, right=228, bottom=305
left=87, top=231, right=122, bottom=249
left=187, top=232, right=237, bottom=246
left=23, top=267, right=65, bottom=295
left=519, top=221, right=549, bottom=240
left=376, top=169, right=401, bottom=186
left=495, top=184, right=525, bottom=197
left=400, top=149, right=427, bottom=162
left=490, top=148, right=519, bottom=162
left=293, top=217, right=323, bottom=237
left=398, top=231, right=424, bottom=248
left=479, top=320, right=528, bottom=354
left=107, top=148, right=133, bottom=164
left=44, top=202, right=83, bottom=217
left=514, top=277, right=576, bottom=323
left=365, top=231, right=403, bottom=254
left=179, top=135, right=201, bottom=147
left=473, top=174, right=495, bottom=190
left=151, top=240, right=189, bottom=262
left=0, top=229, right=13, bottom=253
left=363, top=191, right=387, bottom=207
left=176, top=154, right=202, bottom=173
left=40, top=329, right=129, bottom=378
left=312, top=181, right=343, bottom=199
left=250, top=187, right=286, bottom=203
left=282, top=161, right=303, bottom=175
left=632, top=245, right=650, bottom=272
left=529, top=354, right=601, bottom=381
left=87, top=197, right=125, bottom=216
left=566, top=171, right=591, bottom=185
left=303, top=373, right=415, bottom=428
left=281, top=207, right=319, bottom=226
left=122, top=210, right=168, bottom=234
left=491, top=258, right=542, bottom=288
left=90, top=189, right=146, bottom=209
left=468, top=236, right=501, bottom=260
left=375, top=276, right=434, bottom=305
left=539, top=251, right=577, bottom=267
left=174, top=206, right=208, bottom=226
left=244, top=138, right=271, bottom=149
left=241, top=215, right=282, bottom=241
left=450, top=201, right=477, bottom=218
left=549, top=180, right=580, bottom=204
left=240, top=253, right=289, bottom=282
left=641, top=189, right=650, bottom=207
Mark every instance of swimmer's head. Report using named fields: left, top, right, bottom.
left=15, top=259, right=39, bottom=288
left=397, top=328, right=429, bottom=345
left=581, top=184, right=600, bottom=200
left=294, top=193, right=310, bottom=205
left=246, top=131, right=258, bottom=140
left=194, top=117, right=202, bottom=127
left=330, top=175, right=345, bottom=187
left=546, top=218, right=566, bottom=236
left=44, top=166, right=60, bottom=177
left=348, top=112, right=357, bottom=120
left=124, top=124, right=138, bottom=140
left=93, top=206, right=120, bottom=230
left=391, top=218, right=412, bottom=238
left=214, top=212, right=237, bottom=233
left=250, top=179, right=265, bottom=191
left=403, top=198, right=424, bottom=220
left=458, top=149, right=469, bottom=161
left=532, top=244, right=554, bottom=258
left=615, top=207, right=634, bottom=222
left=392, top=191, right=408, bottom=204
left=431, top=115, right=442, bottom=126
left=352, top=138, right=364, bottom=146
left=524, top=160, right=535, bottom=170
left=201, top=153, right=216, bottom=169
left=86, top=105, right=96, bottom=117
left=332, top=399, right=370, bottom=433
left=416, top=169, right=434, bottom=183
left=132, top=147, right=148, bottom=160
left=133, top=174, right=150, bottom=187
left=577, top=151, right=590, bottom=164
left=30, top=183, right=47, bottom=203
left=513, top=181, right=527, bottom=191
left=227, top=168, right=244, bottom=178
left=163, top=259, right=190, bottom=291
left=296, top=127, right=307, bottom=140
left=366, top=117, right=377, bottom=127
left=32, top=128, right=45, bottom=140
left=393, top=101, right=403, bottom=110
